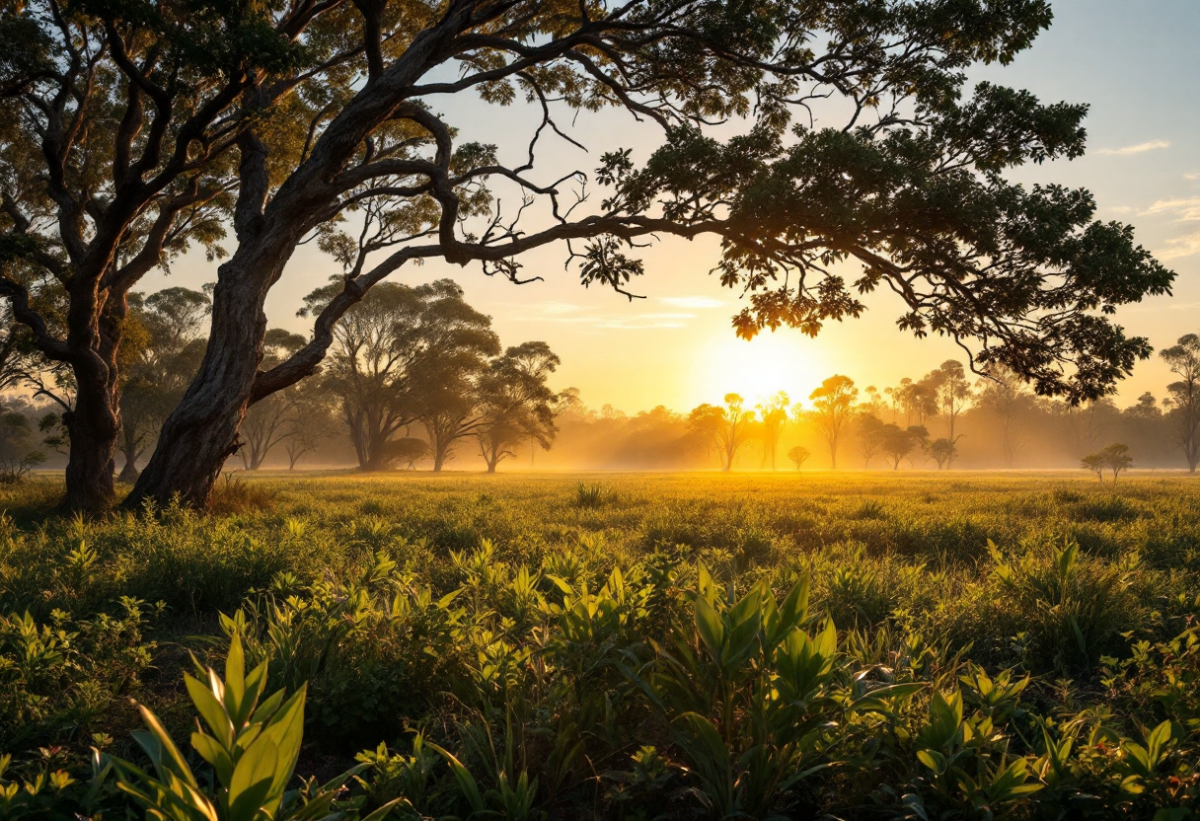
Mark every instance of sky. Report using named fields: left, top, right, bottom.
left=144, top=0, right=1200, bottom=415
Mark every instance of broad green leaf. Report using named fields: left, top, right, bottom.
left=185, top=674, right=234, bottom=748
left=228, top=738, right=279, bottom=821
left=695, top=596, right=724, bottom=661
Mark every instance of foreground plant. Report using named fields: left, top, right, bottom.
left=101, top=634, right=401, bottom=821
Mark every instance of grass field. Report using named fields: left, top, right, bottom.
left=2, top=471, right=1199, bottom=818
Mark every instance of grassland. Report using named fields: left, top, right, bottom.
left=2, top=471, right=1199, bottom=818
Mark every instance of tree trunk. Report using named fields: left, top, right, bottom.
left=117, top=454, right=139, bottom=484
left=125, top=269, right=269, bottom=508
left=63, top=377, right=120, bottom=511
left=116, top=426, right=141, bottom=484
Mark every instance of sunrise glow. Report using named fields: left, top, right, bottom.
left=690, top=330, right=832, bottom=409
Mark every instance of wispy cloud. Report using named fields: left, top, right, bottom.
left=1186, top=172, right=1200, bottom=182
left=1142, top=199, right=1200, bottom=260
left=1143, top=198, right=1200, bottom=222
left=1106, top=205, right=1135, bottom=215
left=1159, top=233, right=1200, bottom=261
left=660, top=296, right=725, bottom=309
left=1094, top=139, right=1170, bottom=157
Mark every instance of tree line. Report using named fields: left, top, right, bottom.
left=537, top=349, right=1200, bottom=473
left=0, top=0, right=1175, bottom=508
left=2, top=279, right=561, bottom=479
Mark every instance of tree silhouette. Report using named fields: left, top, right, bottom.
left=689, top=393, right=754, bottom=472
left=756, top=392, right=790, bottom=470
left=312, top=280, right=497, bottom=471
left=929, top=437, right=962, bottom=470
left=1081, top=443, right=1133, bottom=486
left=880, top=424, right=929, bottom=471
left=787, top=446, right=811, bottom=471
left=857, top=413, right=887, bottom=468
left=809, top=376, right=858, bottom=469
left=976, top=366, right=1031, bottom=468
left=1161, top=334, right=1200, bottom=473
left=474, top=342, right=561, bottom=474
left=929, top=361, right=974, bottom=441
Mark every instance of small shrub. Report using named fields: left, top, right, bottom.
left=574, top=482, right=614, bottom=509
left=209, top=472, right=276, bottom=514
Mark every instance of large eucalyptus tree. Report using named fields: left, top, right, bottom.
left=0, top=0, right=1174, bottom=508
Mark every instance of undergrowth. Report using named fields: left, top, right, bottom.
left=1, top=472, right=1198, bottom=818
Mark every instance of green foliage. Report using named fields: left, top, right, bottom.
left=1082, top=443, right=1136, bottom=485
left=574, top=481, right=615, bottom=509
left=99, top=632, right=403, bottom=821
left=2, top=473, right=1200, bottom=818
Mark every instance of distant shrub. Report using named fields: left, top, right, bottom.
left=852, top=499, right=888, bottom=520
left=574, top=481, right=614, bottom=509
left=209, top=472, right=276, bottom=514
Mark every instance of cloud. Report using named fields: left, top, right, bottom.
left=1143, top=197, right=1200, bottom=221
left=659, top=296, right=725, bottom=309
left=1106, top=205, right=1135, bottom=215
left=1159, top=232, right=1200, bottom=261
left=1186, top=172, right=1200, bottom=182
left=1094, top=139, right=1170, bottom=156
left=1142, top=199, right=1200, bottom=260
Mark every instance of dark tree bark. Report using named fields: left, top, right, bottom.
left=62, top=380, right=120, bottom=511
left=126, top=256, right=276, bottom=506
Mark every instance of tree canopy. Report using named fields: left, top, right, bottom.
left=0, top=0, right=1176, bottom=508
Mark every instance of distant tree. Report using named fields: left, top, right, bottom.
left=859, top=386, right=887, bottom=420
left=412, top=317, right=503, bottom=471
left=312, top=280, right=498, bottom=471
left=756, top=392, right=790, bottom=470
left=883, top=384, right=903, bottom=424
left=238, top=331, right=308, bottom=471
left=1128, top=392, right=1161, bottom=419
left=474, top=342, right=561, bottom=474
left=688, top=393, right=754, bottom=472
left=810, top=376, right=858, bottom=469
left=856, top=413, right=887, bottom=468
left=787, top=445, right=811, bottom=471
left=282, top=393, right=339, bottom=471
left=1057, top=398, right=1116, bottom=456
left=1081, top=443, right=1133, bottom=485
left=976, top=366, right=1031, bottom=468
left=929, top=437, right=962, bottom=470
left=929, top=361, right=974, bottom=440
left=1161, top=334, right=1200, bottom=473
left=382, top=438, right=431, bottom=471
left=898, top=377, right=939, bottom=427
left=880, top=424, right=929, bottom=471
left=0, top=408, right=45, bottom=483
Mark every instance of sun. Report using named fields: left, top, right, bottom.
left=691, top=331, right=831, bottom=410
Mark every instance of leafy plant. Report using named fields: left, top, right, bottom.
left=101, top=633, right=403, bottom=821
